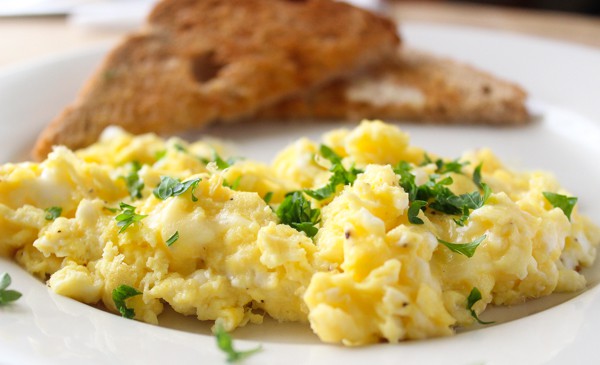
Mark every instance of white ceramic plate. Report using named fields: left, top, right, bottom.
left=1, top=23, right=600, bottom=365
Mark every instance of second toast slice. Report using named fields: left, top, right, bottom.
left=258, top=47, right=530, bottom=125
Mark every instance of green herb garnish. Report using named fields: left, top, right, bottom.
left=543, top=192, right=577, bottom=221
left=121, top=161, right=144, bottom=200
left=276, top=191, right=321, bottom=238
left=115, top=202, right=147, bottom=233
left=155, top=149, right=167, bottom=161
left=437, top=235, right=486, bottom=258
left=223, top=176, right=241, bottom=190
left=408, top=200, right=427, bottom=224
left=422, top=154, right=468, bottom=174
left=174, top=143, right=188, bottom=153
left=165, top=231, right=179, bottom=246
left=394, top=161, right=492, bottom=226
left=201, top=149, right=237, bottom=170
left=466, top=287, right=495, bottom=325
left=44, top=206, right=62, bottom=221
left=394, top=161, right=418, bottom=201
left=153, top=176, right=201, bottom=202
left=112, top=284, right=141, bottom=319
left=473, top=163, right=483, bottom=188
left=0, top=273, right=22, bottom=305
left=304, top=145, right=362, bottom=200
left=263, top=192, right=274, bottom=204
left=215, top=322, right=262, bottom=363
left=451, top=183, right=492, bottom=226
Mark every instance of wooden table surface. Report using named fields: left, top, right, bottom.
left=0, top=2, right=599, bottom=69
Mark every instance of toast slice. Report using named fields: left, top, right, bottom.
left=257, top=47, right=530, bottom=124
left=32, top=0, right=399, bottom=160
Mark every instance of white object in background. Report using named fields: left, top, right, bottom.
left=0, top=0, right=93, bottom=16
left=67, top=0, right=382, bottom=33
left=68, top=0, right=157, bottom=32
left=342, top=0, right=385, bottom=12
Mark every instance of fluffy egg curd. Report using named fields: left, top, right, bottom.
left=0, top=120, right=598, bottom=346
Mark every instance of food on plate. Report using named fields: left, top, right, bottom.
left=2, top=120, right=598, bottom=345
left=258, top=47, right=530, bottom=125
left=32, top=0, right=532, bottom=161
left=0, top=272, right=22, bottom=305
left=32, top=0, right=400, bottom=159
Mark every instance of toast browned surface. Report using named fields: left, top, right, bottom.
left=32, top=0, right=399, bottom=160
left=257, top=47, right=529, bottom=124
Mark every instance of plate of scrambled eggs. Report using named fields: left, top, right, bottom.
left=1, top=24, right=600, bottom=365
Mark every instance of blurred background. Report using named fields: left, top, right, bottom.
left=454, top=0, right=600, bottom=15
left=0, top=0, right=598, bottom=68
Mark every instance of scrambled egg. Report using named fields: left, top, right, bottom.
left=1, top=121, right=598, bottom=345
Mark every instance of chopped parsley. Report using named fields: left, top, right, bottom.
left=466, top=287, right=495, bottom=325
left=223, top=176, right=241, bottom=190
left=112, top=285, right=141, bottom=319
left=153, top=176, right=201, bottom=202
left=473, top=162, right=483, bottom=188
left=543, top=192, right=577, bottom=221
left=174, top=143, right=188, bottom=153
left=422, top=154, right=469, bottom=174
left=121, top=161, right=144, bottom=200
left=276, top=191, right=321, bottom=238
left=394, top=160, right=491, bottom=226
left=437, top=235, right=486, bottom=258
left=394, top=161, right=418, bottom=201
left=103, top=206, right=118, bottom=213
left=155, top=149, right=167, bottom=161
left=115, top=202, right=147, bottom=233
left=408, top=200, right=427, bottom=224
left=263, top=192, right=274, bottom=204
left=201, top=149, right=237, bottom=170
left=44, top=206, right=62, bottom=221
left=0, top=272, right=22, bottom=305
left=165, top=231, right=179, bottom=246
left=304, top=145, right=362, bottom=200
left=215, top=323, right=262, bottom=363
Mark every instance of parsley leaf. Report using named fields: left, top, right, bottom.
left=115, top=202, right=147, bottom=233
left=408, top=200, right=427, bottom=224
left=473, top=163, right=483, bottom=188
left=421, top=154, right=468, bottom=174
left=215, top=323, right=262, bottom=363
left=466, top=287, right=495, bottom=325
left=44, top=206, right=62, bottom=221
left=165, top=231, right=179, bottom=246
left=305, top=145, right=362, bottom=200
left=451, top=184, right=492, bottom=226
left=223, top=176, right=241, bottom=190
left=174, top=143, right=187, bottom=153
left=0, top=273, right=22, bottom=305
left=434, top=158, right=468, bottom=174
left=276, top=191, right=321, bottom=238
left=396, top=159, right=493, bottom=226
left=263, top=192, right=274, bottom=204
left=112, top=285, right=141, bottom=319
left=201, top=149, right=237, bottom=170
left=155, top=149, right=167, bottom=161
left=437, top=235, right=486, bottom=258
left=543, top=192, right=577, bottom=221
left=121, top=161, right=144, bottom=200
left=394, top=161, right=418, bottom=201
left=153, top=176, right=201, bottom=202
left=103, top=206, right=118, bottom=213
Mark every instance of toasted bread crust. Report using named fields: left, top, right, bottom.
left=32, top=0, right=399, bottom=160
left=258, top=47, right=530, bottom=125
